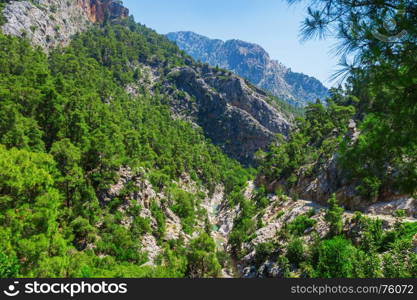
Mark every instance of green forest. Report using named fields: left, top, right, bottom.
left=0, top=20, right=253, bottom=277
left=0, top=0, right=416, bottom=278
left=252, top=0, right=417, bottom=277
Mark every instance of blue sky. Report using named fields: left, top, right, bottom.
left=122, top=0, right=340, bottom=87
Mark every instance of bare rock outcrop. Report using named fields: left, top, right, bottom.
left=141, top=234, right=161, bottom=265
left=1, top=0, right=128, bottom=49
left=166, top=66, right=292, bottom=165
left=239, top=195, right=416, bottom=278
left=78, top=0, right=128, bottom=23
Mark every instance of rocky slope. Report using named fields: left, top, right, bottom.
left=167, top=31, right=329, bottom=107
left=125, top=62, right=293, bottom=165
left=1, top=0, right=128, bottom=49
left=99, top=166, right=241, bottom=276
left=261, top=153, right=417, bottom=218
left=258, top=120, right=417, bottom=217
left=98, top=166, right=417, bottom=278
left=238, top=194, right=417, bottom=278
left=143, top=64, right=292, bottom=165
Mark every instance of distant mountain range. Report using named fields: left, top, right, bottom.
left=167, top=31, right=329, bottom=107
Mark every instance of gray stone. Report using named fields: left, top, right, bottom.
left=165, top=66, right=292, bottom=165
left=1, top=0, right=128, bottom=50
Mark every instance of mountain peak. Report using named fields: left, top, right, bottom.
left=167, top=31, right=329, bottom=107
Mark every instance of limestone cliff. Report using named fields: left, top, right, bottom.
left=1, top=0, right=128, bottom=49
left=168, top=66, right=292, bottom=165
left=78, top=0, right=128, bottom=23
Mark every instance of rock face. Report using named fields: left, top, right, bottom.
left=79, top=0, right=129, bottom=23
left=129, top=61, right=294, bottom=165
left=261, top=152, right=417, bottom=217
left=162, top=65, right=292, bottom=165
left=99, top=167, right=244, bottom=274
left=167, top=31, right=329, bottom=107
left=1, top=0, right=128, bottom=49
left=238, top=194, right=416, bottom=278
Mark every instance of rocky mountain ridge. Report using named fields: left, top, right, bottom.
left=167, top=31, right=329, bottom=107
left=127, top=62, right=292, bottom=165
left=160, top=65, right=292, bottom=164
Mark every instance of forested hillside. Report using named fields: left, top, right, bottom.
left=259, top=0, right=417, bottom=210
left=0, top=19, right=255, bottom=277
left=243, top=0, right=417, bottom=277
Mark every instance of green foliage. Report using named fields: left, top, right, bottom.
left=0, top=253, right=19, bottom=278
left=400, top=222, right=417, bottom=241
left=325, top=194, right=344, bottom=237
left=150, top=200, right=166, bottom=239
left=259, top=93, right=355, bottom=186
left=287, top=215, right=317, bottom=236
left=382, top=239, right=416, bottom=278
left=0, top=19, right=252, bottom=277
left=255, top=0, right=417, bottom=278
left=69, top=22, right=187, bottom=85
left=381, top=221, right=417, bottom=252
left=351, top=250, right=383, bottom=278
left=294, top=0, right=417, bottom=198
left=168, top=186, right=197, bottom=234
left=216, top=251, right=232, bottom=270
left=2, top=0, right=415, bottom=279
left=253, top=186, right=269, bottom=209
left=315, top=236, right=356, bottom=278
left=0, top=1, right=8, bottom=26
left=265, top=95, right=305, bottom=119
left=254, top=242, right=276, bottom=265
left=0, top=145, right=68, bottom=277
left=286, top=238, right=305, bottom=267
left=96, top=215, right=147, bottom=264
left=355, top=215, right=384, bottom=252
left=229, top=197, right=257, bottom=257
left=276, top=256, right=291, bottom=278
left=131, top=215, right=151, bottom=237
left=70, top=216, right=97, bottom=250
left=186, top=233, right=221, bottom=278
left=256, top=202, right=417, bottom=278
